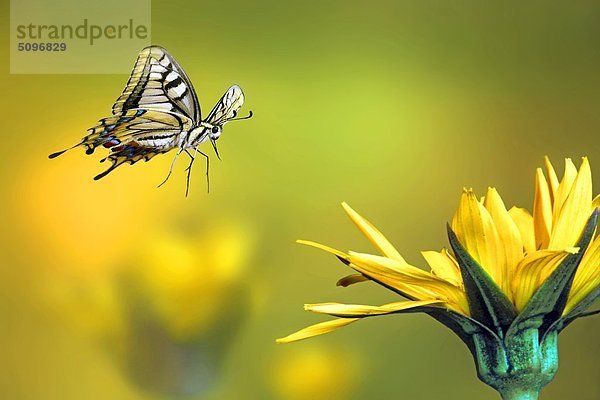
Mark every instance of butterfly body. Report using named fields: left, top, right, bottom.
left=50, top=46, right=252, bottom=193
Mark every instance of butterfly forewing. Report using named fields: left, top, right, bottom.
left=205, top=85, right=245, bottom=126
left=112, top=46, right=201, bottom=123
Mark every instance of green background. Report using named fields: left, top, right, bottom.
left=1, top=1, right=599, bottom=399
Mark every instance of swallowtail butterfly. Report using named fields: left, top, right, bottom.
left=49, top=45, right=252, bottom=195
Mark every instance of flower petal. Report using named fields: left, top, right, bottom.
left=512, top=249, right=576, bottom=311
left=348, top=251, right=432, bottom=280
left=484, top=187, right=524, bottom=298
left=451, top=189, right=503, bottom=287
left=341, top=202, right=405, bottom=262
left=276, top=318, right=359, bottom=343
left=305, top=299, right=444, bottom=317
left=345, top=252, right=438, bottom=299
left=336, top=274, right=369, bottom=287
left=421, top=249, right=462, bottom=287
left=549, top=158, right=592, bottom=249
left=508, top=207, right=536, bottom=254
left=297, top=240, right=349, bottom=261
left=533, top=168, right=553, bottom=249
left=552, top=158, right=578, bottom=222
left=566, top=235, right=600, bottom=313
left=348, top=252, right=469, bottom=314
left=508, top=210, right=597, bottom=341
left=544, top=156, right=560, bottom=201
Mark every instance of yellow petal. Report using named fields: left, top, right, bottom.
left=348, top=252, right=469, bottom=314
left=336, top=274, right=369, bottom=287
left=538, top=247, right=579, bottom=283
left=296, top=240, right=446, bottom=306
left=349, top=251, right=433, bottom=280
left=276, top=318, right=359, bottom=343
left=421, top=249, right=462, bottom=287
left=593, top=194, right=600, bottom=209
left=297, top=240, right=349, bottom=260
left=565, top=235, right=600, bottom=313
left=552, top=158, right=578, bottom=224
left=544, top=156, right=560, bottom=201
left=508, top=207, right=536, bottom=254
left=305, top=299, right=444, bottom=317
left=484, top=187, right=524, bottom=299
left=344, top=258, right=437, bottom=301
left=548, top=158, right=592, bottom=249
left=341, top=202, right=405, bottom=262
left=451, top=189, right=503, bottom=287
left=512, top=249, right=576, bottom=311
left=533, top=168, right=553, bottom=249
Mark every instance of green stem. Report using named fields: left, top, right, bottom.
left=499, top=388, right=539, bottom=400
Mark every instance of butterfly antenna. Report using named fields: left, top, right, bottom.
left=158, top=148, right=184, bottom=188
left=229, top=110, right=253, bottom=122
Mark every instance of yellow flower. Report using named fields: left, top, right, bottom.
left=269, top=344, right=359, bottom=400
left=278, top=157, right=598, bottom=343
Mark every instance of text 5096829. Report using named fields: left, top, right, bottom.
left=17, top=42, right=67, bottom=51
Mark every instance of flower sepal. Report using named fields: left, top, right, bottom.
left=422, top=309, right=557, bottom=400
left=470, top=327, right=558, bottom=400
left=550, top=286, right=599, bottom=333
left=447, top=225, right=518, bottom=338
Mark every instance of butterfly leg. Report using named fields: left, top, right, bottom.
left=210, top=139, right=221, bottom=160
left=157, top=148, right=184, bottom=188
left=184, top=149, right=209, bottom=196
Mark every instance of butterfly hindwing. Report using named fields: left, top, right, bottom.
left=112, top=46, right=201, bottom=122
left=82, top=109, right=193, bottom=180
left=80, top=109, right=191, bottom=153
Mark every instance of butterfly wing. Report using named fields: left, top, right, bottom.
left=112, top=46, right=201, bottom=123
left=204, top=85, right=245, bottom=126
left=82, top=109, right=193, bottom=180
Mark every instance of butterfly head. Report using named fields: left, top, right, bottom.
left=188, top=84, right=253, bottom=151
left=208, top=124, right=222, bottom=141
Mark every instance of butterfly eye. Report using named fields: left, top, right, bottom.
left=211, top=126, right=220, bottom=134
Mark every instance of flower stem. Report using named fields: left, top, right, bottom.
left=499, top=388, right=539, bottom=400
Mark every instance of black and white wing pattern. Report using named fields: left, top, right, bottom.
left=49, top=45, right=252, bottom=190
left=49, top=46, right=198, bottom=180
left=204, top=85, right=245, bottom=126
left=113, top=46, right=201, bottom=123
left=84, top=109, right=193, bottom=180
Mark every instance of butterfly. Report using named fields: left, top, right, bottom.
left=49, top=45, right=252, bottom=195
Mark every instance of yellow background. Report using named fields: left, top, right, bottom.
left=1, top=1, right=599, bottom=399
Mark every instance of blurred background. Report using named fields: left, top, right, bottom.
left=1, top=1, right=599, bottom=399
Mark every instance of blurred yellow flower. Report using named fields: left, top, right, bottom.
left=270, top=345, right=360, bottom=400
left=278, top=157, right=598, bottom=342
left=40, top=217, right=254, bottom=396
left=133, top=223, right=251, bottom=340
